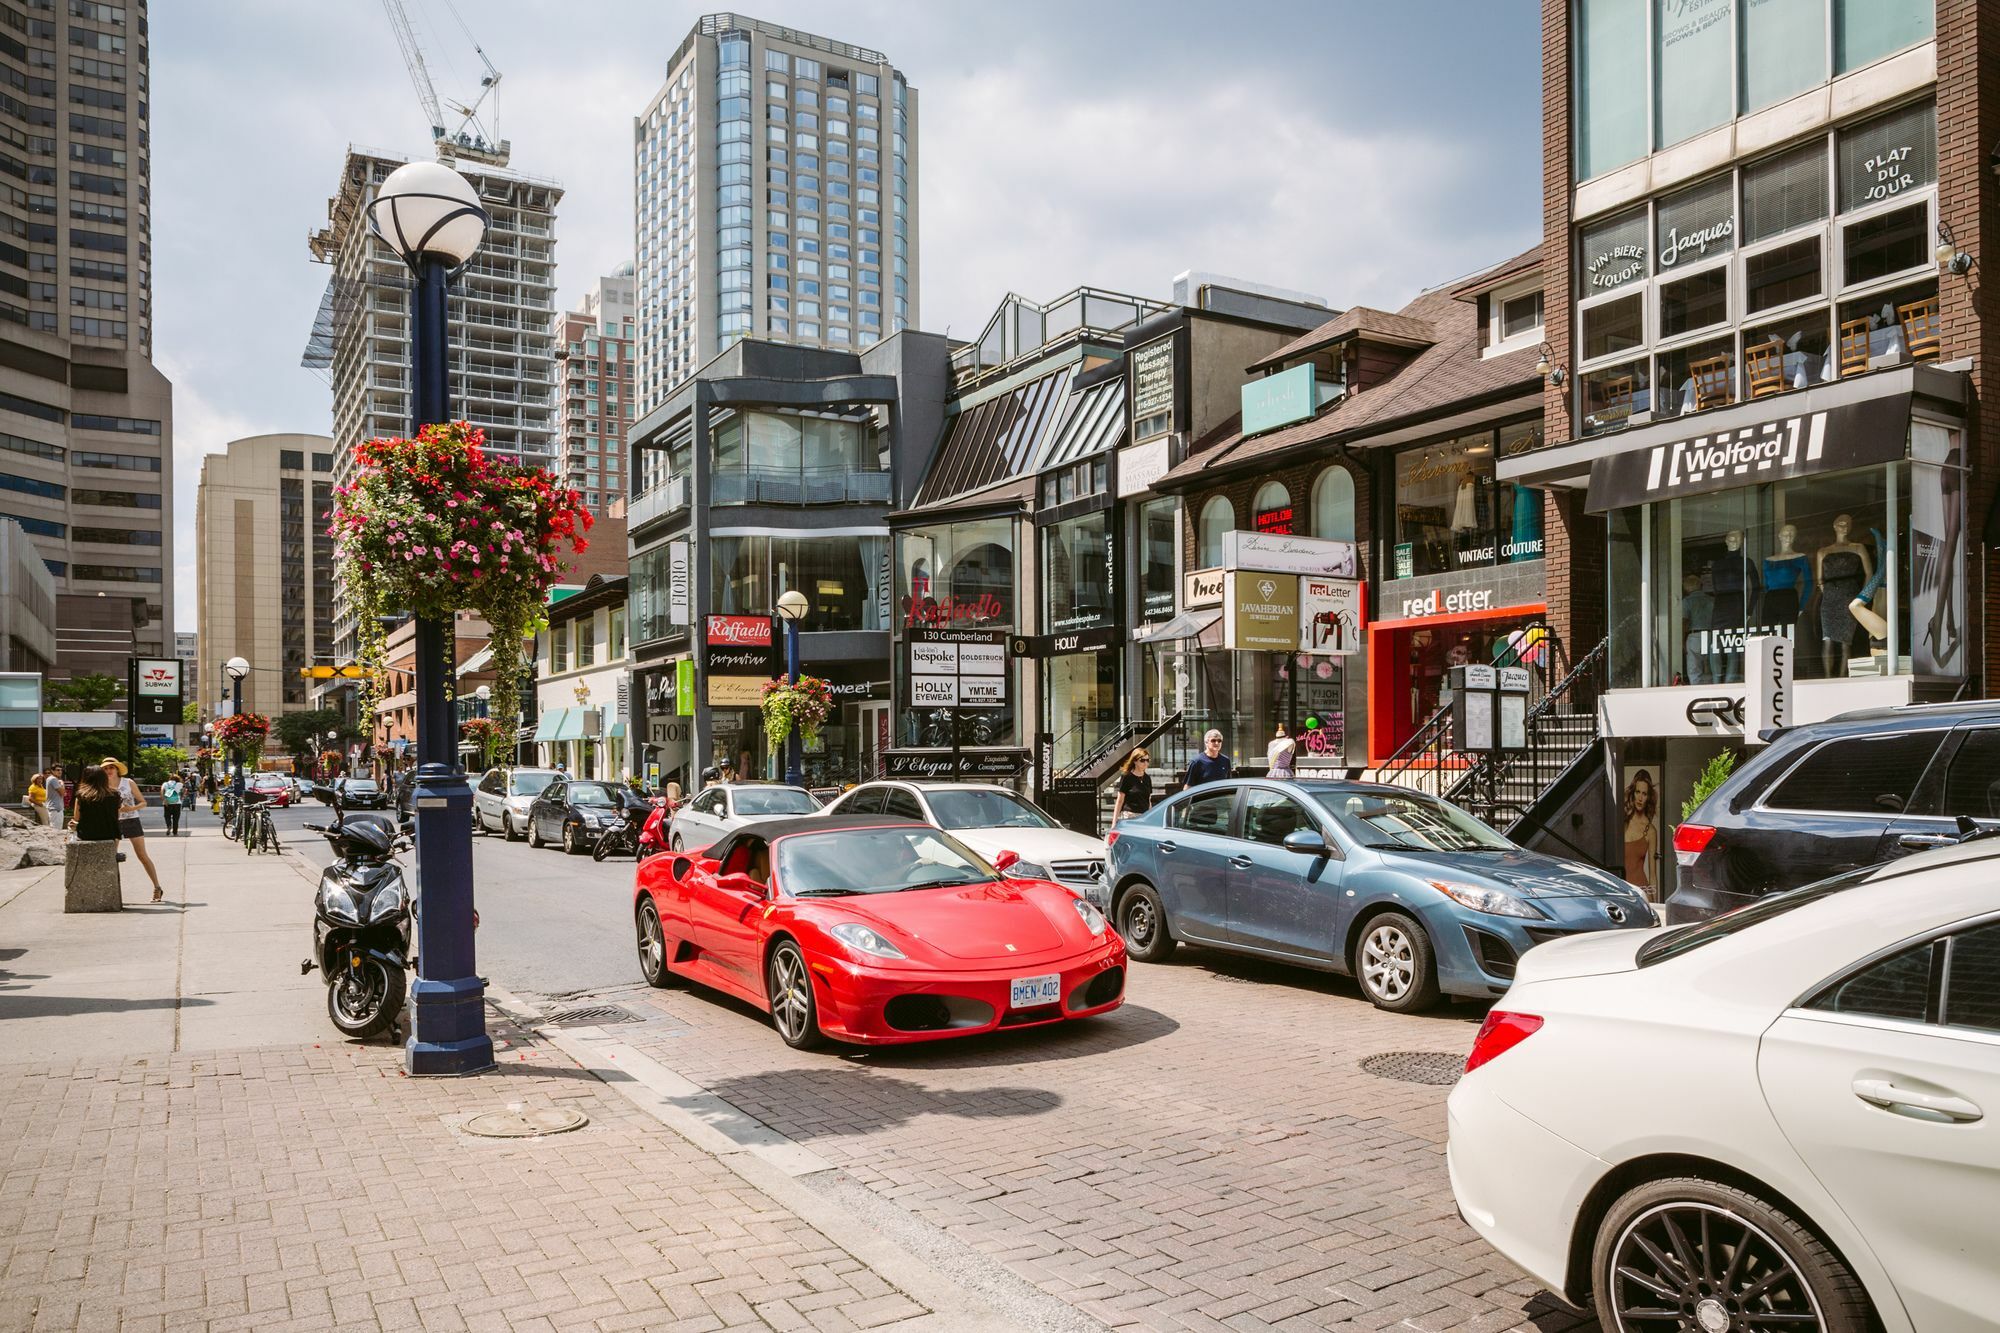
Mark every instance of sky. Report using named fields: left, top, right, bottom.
left=154, top=1, right=1545, bottom=630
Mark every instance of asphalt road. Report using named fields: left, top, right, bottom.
left=197, top=796, right=647, bottom=1002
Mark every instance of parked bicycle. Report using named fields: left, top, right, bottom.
left=243, top=804, right=281, bottom=855
left=220, top=791, right=242, bottom=841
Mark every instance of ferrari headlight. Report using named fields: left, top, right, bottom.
left=1073, top=899, right=1107, bottom=936
left=1001, top=859, right=1050, bottom=881
left=1427, top=880, right=1545, bottom=920
left=366, top=883, right=405, bottom=923
left=322, top=886, right=362, bottom=925
left=830, top=922, right=906, bottom=958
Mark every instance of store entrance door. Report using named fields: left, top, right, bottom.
left=856, top=703, right=890, bottom=782
left=1365, top=602, right=1547, bottom=764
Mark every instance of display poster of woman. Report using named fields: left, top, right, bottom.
left=1621, top=767, right=1659, bottom=899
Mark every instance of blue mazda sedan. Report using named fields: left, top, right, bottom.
left=1105, top=779, right=1654, bottom=1011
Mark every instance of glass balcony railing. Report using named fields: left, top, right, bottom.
left=712, top=466, right=891, bottom=506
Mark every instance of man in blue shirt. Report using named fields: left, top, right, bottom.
left=1184, top=729, right=1232, bottom=788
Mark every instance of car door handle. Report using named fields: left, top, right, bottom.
left=1897, top=833, right=1957, bottom=850
left=1158, top=841, right=1176, bottom=854
left=1852, top=1077, right=1983, bottom=1123
left=1228, top=855, right=1254, bottom=868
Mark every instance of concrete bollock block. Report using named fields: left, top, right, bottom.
left=63, top=838, right=123, bottom=912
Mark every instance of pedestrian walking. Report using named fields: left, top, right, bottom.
left=160, top=775, right=184, bottom=836
left=180, top=771, right=196, bottom=815
left=101, top=757, right=163, bottom=902
left=1184, top=729, right=1232, bottom=788
left=1110, top=748, right=1153, bottom=823
left=1266, top=724, right=1297, bottom=779
left=25, top=769, right=47, bottom=825
left=44, top=765, right=64, bottom=828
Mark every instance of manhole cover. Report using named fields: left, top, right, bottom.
left=462, top=1107, right=589, bottom=1139
left=1359, top=1051, right=1464, bottom=1086
left=541, top=1005, right=635, bottom=1026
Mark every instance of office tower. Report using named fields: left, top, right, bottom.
left=193, top=435, right=337, bottom=721
left=0, top=0, right=175, bottom=661
left=304, top=147, right=562, bottom=656
left=555, top=266, right=635, bottom=511
left=634, top=13, right=917, bottom=413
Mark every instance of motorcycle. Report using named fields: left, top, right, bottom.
left=299, top=812, right=413, bottom=1040
left=596, top=796, right=672, bottom=862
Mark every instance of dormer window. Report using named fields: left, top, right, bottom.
left=1485, top=282, right=1545, bottom=357
left=1500, top=291, right=1543, bottom=340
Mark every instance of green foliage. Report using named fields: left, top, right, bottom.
left=182, top=700, right=201, bottom=726
left=132, top=745, right=189, bottom=786
left=46, top=672, right=121, bottom=711
left=1682, top=750, right=1738, bottom=820
left=59, top=728, right=127, bottom=768
left=273, top=708, right=355, bottom=756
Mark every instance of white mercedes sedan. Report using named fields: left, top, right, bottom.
left=1448, top=840, right=1999, bottom=1333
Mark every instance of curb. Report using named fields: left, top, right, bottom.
left=484, top=982, right=1048, bottom=1333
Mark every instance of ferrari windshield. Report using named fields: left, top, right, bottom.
left=568, top=782, right=621, bottom=807
left=778, top=826, right=996, bottom=896
left=735, top=787, right=821, bottom=815
left=926, top=789, right=1057, bottom=830
left=1314, top=789, right=1513, bottom=852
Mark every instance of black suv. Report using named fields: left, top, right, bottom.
left=1669, top=700, right=2000, bottom=922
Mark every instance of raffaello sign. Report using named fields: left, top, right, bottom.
left=705, top=615, right=772, bottom=647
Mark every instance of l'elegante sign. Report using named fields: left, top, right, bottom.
left=1585, top=392, right=1913, bottom=513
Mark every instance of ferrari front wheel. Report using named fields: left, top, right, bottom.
left=766, top=940, right=826, bottom=1050
left=636, top=898, right=674, bottom=988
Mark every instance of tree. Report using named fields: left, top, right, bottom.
left=182, top=700, right=201, bottom=726
left=57, top=728, right=128, bottom=770
left=46, top=672, right=121, bottom=711
left=273, top=707, right=356, bottom=756
left=132, top=745, right=189, bottom=786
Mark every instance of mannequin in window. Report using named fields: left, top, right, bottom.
left=1816, top=514, right=1873, bottom=677
left=1848, top=526, right=1890, bottom=645
left=1759, top=524, right=1812, bottom=636
left=1680, top=573, right=1714, bottom=685
left=1708, top=530, right=1759, bottom=680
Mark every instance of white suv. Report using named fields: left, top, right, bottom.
left=473, top=767, right=560, bottom=840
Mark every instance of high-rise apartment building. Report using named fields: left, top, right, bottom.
left=0, top=0, right=175, bottom=661
left=193, top=434, right=337, bottom=721
left=555, top=266, right=636, bottom=511
left=305, top=147, right=563, bottom=655
left=634, top=13, right=917, bottom=413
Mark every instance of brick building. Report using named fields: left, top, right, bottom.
left=1506, top=1, right=1987, bottom=896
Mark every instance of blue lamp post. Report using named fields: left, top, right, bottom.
left=774, top=589, right=808, bottom=787
left=365, top=159, right=493, bottom=1078
left=224, top=656, right=249, bottom=796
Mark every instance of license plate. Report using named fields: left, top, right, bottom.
left=1009, top=974, right=1060, bottom=1009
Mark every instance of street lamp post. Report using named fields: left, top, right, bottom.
left=366, top=159, right=493, bottom=1078
left=223, top=657, right=249, bottom=795
left=474, top=684, right=491, bottom=719
left=774, top=590, right=808, bottom=787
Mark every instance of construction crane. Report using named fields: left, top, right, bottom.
left=380, top=0, right=510, bottom=168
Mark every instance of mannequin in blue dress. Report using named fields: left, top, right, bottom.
left=1760, top=523, right=1812, bottom=636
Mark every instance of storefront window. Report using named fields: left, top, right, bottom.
left=1575, top=0, right=1648, bottom=179
left=1043, top=511, right=1113, bottom=633
left=1184, top=650, right=1347, bottom=769
left=1607, top=458, right=1963, bottom=688
left=1392, top=429, right=1543, bottom=578
left=1047, top=650, right=1118, bottom=769
left=1310, top=466, right=1354, bottom=543
left=895, top=517, right=1015, bottom=631
left=1138, top=496, right=1177, bottom=622
left=712, top=534, right=888, bottom=629
left=1197, top=496, right=1232, bottom=568
left=629, top=542, right=680, bottom=645
left=1251, top=482, right=1293, bottom=534
left=1653, top=0, right=1733, bottom=149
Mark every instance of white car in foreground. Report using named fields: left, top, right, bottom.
left=1448, top=841, right=1999, bottom=1333
left=820, top=781, right=1110, bottom=906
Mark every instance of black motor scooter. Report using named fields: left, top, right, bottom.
left=300, top=812, right=413, bottom=1040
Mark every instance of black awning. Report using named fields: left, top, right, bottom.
left=1585, top=392, right=1911, bottom=514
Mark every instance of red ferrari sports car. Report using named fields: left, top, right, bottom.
left=632, top=814, right=1126, bottom=1048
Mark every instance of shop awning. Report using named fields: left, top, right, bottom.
left=531, top=708, right=570, bottom=742
left=608, top=721, right=627, bottom=740
left=456, top=644, right=493, bottom=677
left=1134, top=608, right=1222, bottom=646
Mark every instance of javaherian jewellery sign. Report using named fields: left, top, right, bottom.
left=1585, top=393, right=1913, bottom=514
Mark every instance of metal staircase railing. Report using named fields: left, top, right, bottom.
left=1051, top=711, right=1185, bottom=792
left=1373, top=623, right=1571, bottom=803
left=1446, top=635, right=1610, bottom=829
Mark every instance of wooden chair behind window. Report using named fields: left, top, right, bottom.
left=1600, top=373, right=1634, bottom=421
left=1744, top=340, right=1787, bottom=399
left=1898, top=295, right=1942, bottom=361
left=1839, top=318, right=1872, bottom=376
left=1690, top=355, right=1733, bottom=411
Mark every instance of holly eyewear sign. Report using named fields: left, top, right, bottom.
left=1223, top=571, right=1298, bottom=652
left=1585, top=393, right=1911, bottom=513
left=706, top=614, right=771, bottom=647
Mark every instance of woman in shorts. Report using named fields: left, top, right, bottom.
left=102, top=757, right=163, bottom=902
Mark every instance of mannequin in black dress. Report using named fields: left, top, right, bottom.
left=1816, top=515, right=1873, bottom=678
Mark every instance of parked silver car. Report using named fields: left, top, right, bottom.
left=473, top=767, right=561, bottom=840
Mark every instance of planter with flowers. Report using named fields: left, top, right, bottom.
left=761, top=675, right=834, bottom=755
left=331, top=421, right=591, bottom=752
left=460, top=717, right=508, bottom=769
left=213, top=712, right=271, bottom=766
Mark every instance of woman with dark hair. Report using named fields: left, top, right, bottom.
left=1622, top=769, right=1658, bottom=894
left=69, top=765, right=122, bottom=846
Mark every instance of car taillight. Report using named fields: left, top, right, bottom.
left=1673, top=822, right=1717, bottom=867
left=1104, top=829, right=1119, bottom=849
left=1465, top=1011, right=1543, bottom=1074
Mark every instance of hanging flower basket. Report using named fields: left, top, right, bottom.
left=213, top=712, right=271, bottom=763
left=460, top=716, right=508, bottom=768
left=761, top=675, right=834, bottom=753
left=330, top=421, right=592, bottom=744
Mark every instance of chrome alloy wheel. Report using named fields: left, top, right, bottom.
left=769, top=947, right=812, bottom=1042
left=638, top=901, right=666, bottom=982
left=1361, top=923, right=1415, bottom=1002
left=1609, top=1202, right=1826, bottom=1333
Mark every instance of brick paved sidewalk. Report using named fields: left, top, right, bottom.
left=0, top=1014, right=944, bottom=1333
